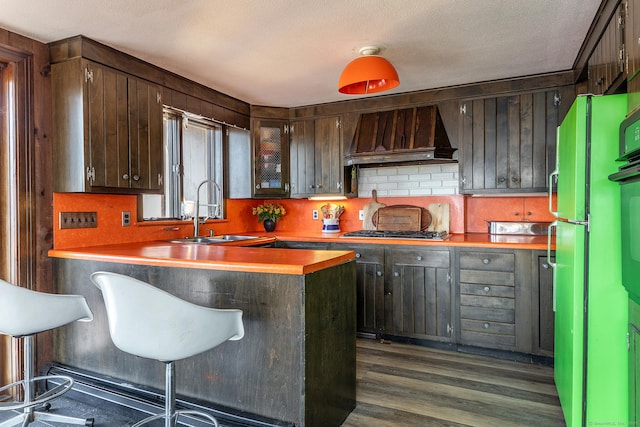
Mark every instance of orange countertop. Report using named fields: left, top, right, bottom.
left=48, top=238, right=356, bottom=275
left=262, top=231, right=554, bottom=250
left=48, top=232, right=553, bottom=275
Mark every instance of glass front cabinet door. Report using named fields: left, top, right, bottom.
left=252, top=119, right=290, bottom=197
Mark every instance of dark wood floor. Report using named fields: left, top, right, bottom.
left=342, top=338, right=566, bottom=427
left=0, top=338, right=565, bottom=426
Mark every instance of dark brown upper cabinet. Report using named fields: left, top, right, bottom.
left=345, top=105, right=456, bottom=166
left=588, top=2, right=626, bottom=95
left=458, top=86, right=575, bottom=194
left=52, top=58, right=163, bottom=193
left=627, top=0, right=640, bottom=110
left=290, top=116, right=343, bottom=198
left=252, top=118, right=291, bottom=198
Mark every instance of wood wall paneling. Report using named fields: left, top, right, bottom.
left=0, top=28, right=53, bottom=393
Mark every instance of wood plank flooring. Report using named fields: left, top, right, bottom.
left=342, top=338, right=566, bottom=427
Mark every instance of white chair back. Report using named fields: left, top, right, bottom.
left=90, top=271, right=244, bottom=362
left=0, top=278, right=93, bottom=337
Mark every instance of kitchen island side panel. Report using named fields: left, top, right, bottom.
left=52, top=258, right=356, bottom=427
left=304, top=265, right=357, bottom=426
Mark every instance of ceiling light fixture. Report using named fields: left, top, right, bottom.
left=338, top=46, right=400, bottom=95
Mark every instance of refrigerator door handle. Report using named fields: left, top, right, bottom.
left=547, top=220, right=557, bottom=269
left=547, top=220, right=557, bottom=312
left=548, top=169, right=559, bottom=218
left=548, top=126, right=560, bottom=218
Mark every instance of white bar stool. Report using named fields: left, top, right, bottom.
left=90, top=271, right=244, bottom=427
left=0, top=278, right=94, bottom=426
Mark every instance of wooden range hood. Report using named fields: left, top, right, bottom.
left=345, top=105, right=457, bottom=167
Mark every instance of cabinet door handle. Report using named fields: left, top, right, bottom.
left=309, top=185, right=315, bottom=189
left=482, top=258, right=490, bottom=264
left=483, top=286, right=490, bottom=293
left=355, top=253, right=361, bottom=258
left=394, top=272, right=399, bottom=277
left=122, top=174, right=130, bottom=180
left=416, top=255, right=423, bottom=261
left=132, top=175, right=140, bottom=182
left=483, top=323, right=490, bottom=329
left=376, top=271, right=383, bottom=277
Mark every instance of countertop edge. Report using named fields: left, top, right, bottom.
left=48, top=245, right=356, bottom=275
left=48, top=232, right=553, bottom=274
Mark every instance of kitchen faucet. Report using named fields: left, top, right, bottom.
left=193, top=179, right=221, bottom=237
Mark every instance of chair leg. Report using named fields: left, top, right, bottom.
left=0, top=336, right=93, bottom=426
left=165, top=362, right=176, bottom=427
left=131, top=362, right=218, bottom=427
left=0, top=410, right=93, bottom=427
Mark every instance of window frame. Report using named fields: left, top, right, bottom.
left=158, top=108, right=225, bottom=220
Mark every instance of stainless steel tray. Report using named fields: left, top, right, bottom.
left=487, top=221, right=550, bottom=235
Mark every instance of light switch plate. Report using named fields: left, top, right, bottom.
left=60, top=212, right=97, bottom=229
left=359, top=210, right=365, bottom=220
left=312, top=210, right=319, bottom=220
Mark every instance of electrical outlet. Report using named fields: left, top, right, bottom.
left=312, top=210, right=319, bottom=220
left=359, top=210, right=365, bottom=220
left=60, top=212, right=97, bottom=229
left=122, top=211, right=131, bottom=226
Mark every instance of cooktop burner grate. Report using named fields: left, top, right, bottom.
left=341, top=230, right=448, bottom=240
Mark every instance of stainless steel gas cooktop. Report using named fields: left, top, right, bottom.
left=341, top=230, right=448, bottom=240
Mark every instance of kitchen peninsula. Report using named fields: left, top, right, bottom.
left=49, top=242, right=357, bottom=427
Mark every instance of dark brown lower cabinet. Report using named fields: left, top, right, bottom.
left=327, top=242, right=552, bottom=357
left=353, top=246, right=386, bottom=333
left=457, top=248, right=533, bottom=354
left=534, top=251, right=555, bottom=356
left=331, top=243, right=385, bottom=333
left=386, top=247, right=454, bottom=342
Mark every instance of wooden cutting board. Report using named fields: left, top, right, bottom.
left=373, top=206, right=426, bottom=231
left=362, top=189, right=386, bottom=230
left=427, top=203, right=450, bottom=233
left=372, top=205, right=432, bottom=230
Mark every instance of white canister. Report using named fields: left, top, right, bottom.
left=322, top=218, right=340, bottom=233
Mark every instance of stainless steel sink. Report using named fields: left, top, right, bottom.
left=167, top=236, right=227, bottom=244
left=167, top=235, right=259, bottom=244
left=212, top=235, right=259, bottom=241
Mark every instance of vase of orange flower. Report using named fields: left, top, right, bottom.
left=252, top=203, right=286, bottom=232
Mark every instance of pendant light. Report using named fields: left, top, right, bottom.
left=338, top=46, right=400, bottom=95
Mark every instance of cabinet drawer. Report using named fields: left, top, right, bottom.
left=460, top=294, right=515, bottom=311
left=351, top=247, right=385, bottom=264
left=460, top=305, right=515, bottom=323
left=459, top=251, right=515, bottom=271
left=459, top=269, right=514, bottom=286
left=461, top=330, right=516, bottom=350
left=460, top=283, right=514, bottom=298
left=389, top=248, right=450, bottom=268
left=461, top=318, right=515, bottom=335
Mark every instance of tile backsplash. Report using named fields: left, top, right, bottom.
left=357, top=163, right=459, bottom=197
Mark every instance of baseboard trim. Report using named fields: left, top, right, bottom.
left=44, top=363, right=293, bottom=427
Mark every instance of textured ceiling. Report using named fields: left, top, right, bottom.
left=0, top=0, right=601, bottom=107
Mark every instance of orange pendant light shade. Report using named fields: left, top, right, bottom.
left=338, top=50, right=399, bottom=94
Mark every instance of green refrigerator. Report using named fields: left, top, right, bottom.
left=549, top=94, right=629, bottom=426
